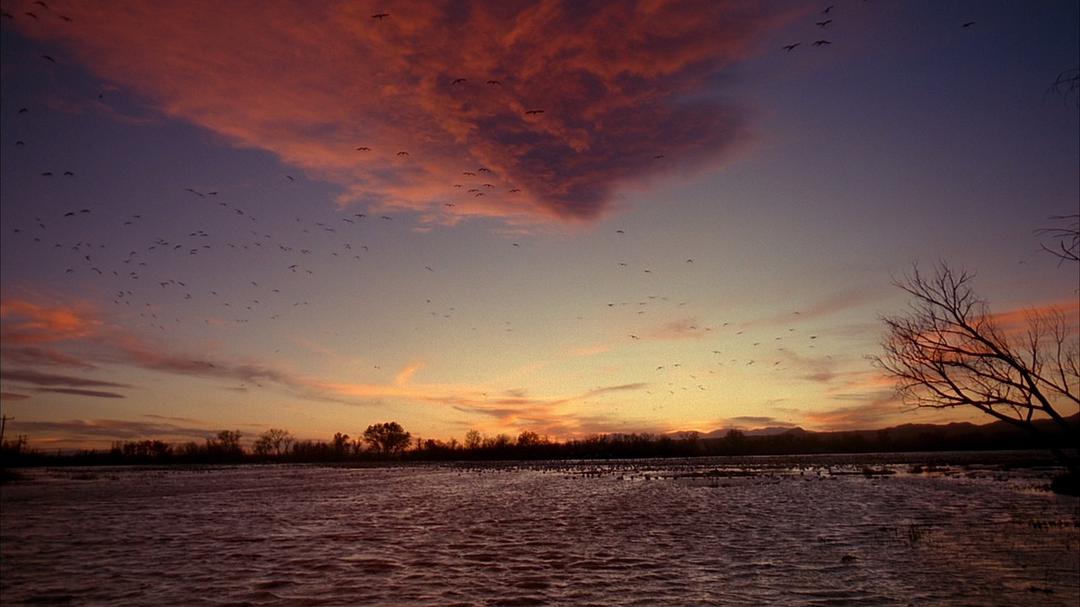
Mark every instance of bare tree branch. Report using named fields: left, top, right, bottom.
left=1035, top=213, right=1080, bottom=264
left=874, top=263, right=1079, bottom=474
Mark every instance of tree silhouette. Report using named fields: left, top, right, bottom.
left=875, top=264, right=1078, bottom=475
left=1035, top=213, right=1080, bottom=264
left=362, top=422, right=411, bottom=456
left=207, top=429, right=244, bottom=460
left=253, top=428, right=294, bottom=457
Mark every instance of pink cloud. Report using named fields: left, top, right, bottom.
left=11, top=0, right=795, bottom=225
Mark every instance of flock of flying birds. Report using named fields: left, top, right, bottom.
left=2, top=2, right=982, bottom=409
left=781, top=4, right=976, bottom=52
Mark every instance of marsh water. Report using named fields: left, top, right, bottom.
left=2, top=452, right=1078, bottom=606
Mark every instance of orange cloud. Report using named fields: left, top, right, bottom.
left=11, top=1, right=794, bottom=225
left=987, top=299, right=1080, bottom=334
left=0, top=299, right=102, bottom=345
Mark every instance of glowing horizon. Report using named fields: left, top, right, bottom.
left=1, top=0, right=1077, bottom=450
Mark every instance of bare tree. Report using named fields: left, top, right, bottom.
left=875, top=264, right=1078, bottom=474
left=1035, top=213, right=1080, bottom=264
left=253, top=428, right=294, bottom=457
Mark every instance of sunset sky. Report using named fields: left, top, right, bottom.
left=1, top=0, right=1077, bottom=450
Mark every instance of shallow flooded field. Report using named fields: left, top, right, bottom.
left=2, top=452, right=1078, bottom=606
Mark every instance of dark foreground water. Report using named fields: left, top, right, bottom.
left=2, top=452, right=1078, bottom=606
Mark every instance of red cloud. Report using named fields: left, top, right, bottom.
left=12, top=1, right=793, bottom=225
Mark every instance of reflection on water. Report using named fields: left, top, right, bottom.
left=2, top=452, right=1078, bottom=606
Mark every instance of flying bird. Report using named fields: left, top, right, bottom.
left=962, top=21, right=975, bottom=28
left=285, top=175, right=295, bottom=181
left=524, top=109, right=544, bottom=115
left=783, top=43, right=800, bottom=51
left=813, top=40, right=832, bottom=46
left=486, top=80, right=502, bottom=86
left=396, top=151, right=409, bottom=156
left=371, top=13, right=389, bottom=20
left=41, top=171, right=53, bottom=177
left=41, top=55, right=56, bottom=63
left=822, top=5, right=834, bottom=13
left=356, top=146, right=370, bottom=151
left=451, top=78, right=467, bottom=85
left=63, top=171, right=74, bottom=176
left=816, top=19, right=832, bottom=27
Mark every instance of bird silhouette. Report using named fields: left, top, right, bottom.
left=822, top=5, right=834, bottom=13
left=451, top=78, right=467, bottom=85
left=813, top=40, right=832, bottom=46
left=396, top=151, right=409, bottom=156
left=524, top=109, right=544, bottom=115
left=962, top=21, right=975, bottom=28
left=41, top=55, right=56, bottom=63
left=783, top=43, right=800, bottom=51
left=371, top=13, right=389, bottom=20
left=356, top=146, right=371, bottom=151
left=486, top=80, right=502, bottom=86
left=816, top=19, right=832, bottom=28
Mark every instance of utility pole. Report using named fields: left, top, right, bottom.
left=0, top=414, right=10, bottom=445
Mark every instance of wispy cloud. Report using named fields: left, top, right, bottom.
left=0, top=346, right=97, bottom=370
left=7, top=418, right=218, bottom=445
left=13, top=1, right=795, bottom=226
left=646, top=317, right=709, bottom=341
left=740, top=289, right=884, bottom=329
left=0, top=392, right=31, bottom=402
left=1, top=368, right=131, bottom=389
left=35, top=388, right=126, bottom=399
left=799, top=390, right=909, bottom=431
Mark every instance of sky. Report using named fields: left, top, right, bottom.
left=1, top=0, right=1078, bottom=450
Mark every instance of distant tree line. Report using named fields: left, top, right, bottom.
left=1, top=416, right=1076, bottom=468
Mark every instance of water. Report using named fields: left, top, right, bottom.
left=2, top=453, right=1078, bottom=606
